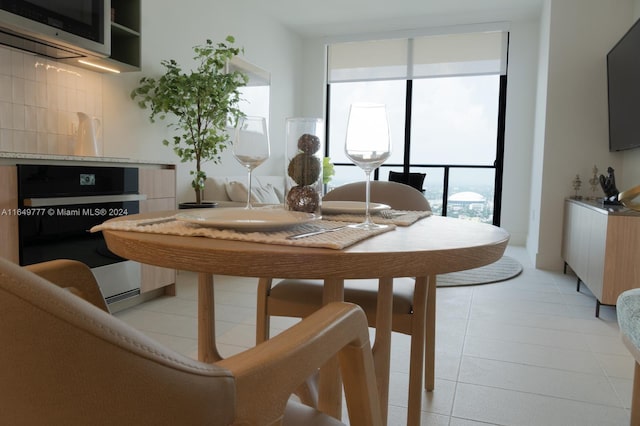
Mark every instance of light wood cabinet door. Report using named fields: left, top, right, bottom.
left=139, top=168, right=176, bottom=200
left=138, top=167, right=177, bottom=293
left=0, top=166, right=19, bottom=263
left=602, top=216, right=640, bottom=304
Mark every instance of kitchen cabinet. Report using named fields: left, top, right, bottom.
left=108, top=0, right=141, bottom=71
left=0, top=166, right=18, bottom=263
left=76, top=0, right=141, bottom=72
left=562, top=199, right=640, bottom=316
left=139, top=167, right=177, bottom=294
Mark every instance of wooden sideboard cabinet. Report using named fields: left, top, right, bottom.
left=139, top=167, right=177, bottom=295
left=562, top=199, right=640, bottom=316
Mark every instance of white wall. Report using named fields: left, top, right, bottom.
left=102, top=0, right=301, bottom=203
left=299, top=38, right=327, bottom=119
left=527, top=0, right=551, bottom=265
left=530, top=0, right=636, bottom=270
left=501, top=19, right=540, bottom=245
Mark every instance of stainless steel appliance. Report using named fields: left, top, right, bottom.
left=17, top=164, right=145, bottom=305
left=0, top=0, right=110, bottom=59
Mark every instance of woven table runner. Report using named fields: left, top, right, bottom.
left=91, top=217, right=397, bottom=250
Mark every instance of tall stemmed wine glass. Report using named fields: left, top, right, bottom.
left=345, top=103, right=391, bottom=229
left=233, top=116, right=270, bottom=209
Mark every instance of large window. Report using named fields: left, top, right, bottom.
left=410, top=75, right=498, bottom=166
left=326, top=30, right=508, bottom=225
left=328, top=80, right=406, bottom=168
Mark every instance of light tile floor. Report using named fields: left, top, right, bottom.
left=115, top=246, right=633, bottom=425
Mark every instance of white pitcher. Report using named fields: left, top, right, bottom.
left=75, top=112, right=101, bottom=156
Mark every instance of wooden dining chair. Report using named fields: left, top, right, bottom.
left=256, top=180, right=432, bottom=424
left=0, top=257, right=383, bottom=426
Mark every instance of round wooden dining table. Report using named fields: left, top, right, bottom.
left=102, top=211, right=509, bottom=425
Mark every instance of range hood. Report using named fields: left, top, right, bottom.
left=0, top=2, right=110, bottom=60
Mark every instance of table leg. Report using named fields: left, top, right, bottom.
left=425, top=274, right=436, bottom=391
left=198, top=272, right=222, bottom=363
left=318, top=278, right=344, bottom=420
left=255, top=277, right=272, bottom=344
left=407, top=276, right=428, bottom=426
left=372, top=277, right=393, bottom=426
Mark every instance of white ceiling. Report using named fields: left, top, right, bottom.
left=251, top=0, right=544, bottom=37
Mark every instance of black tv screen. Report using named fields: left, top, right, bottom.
left=607, top=18, right=640, bottom=152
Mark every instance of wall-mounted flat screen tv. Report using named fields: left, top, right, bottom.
left=607, top=17, right=640, bottom=152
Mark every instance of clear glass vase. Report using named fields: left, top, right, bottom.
left=285, top=118, right=324, bottom=215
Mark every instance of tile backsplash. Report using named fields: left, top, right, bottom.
left=0, top=46, right=103, bottom=156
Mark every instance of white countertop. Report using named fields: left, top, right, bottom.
left=0, top=152, right=175, bottom=167
left=566, top=197, right=640, bottom=216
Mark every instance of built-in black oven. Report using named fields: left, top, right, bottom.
left=17, top=164, right=145, bottom=305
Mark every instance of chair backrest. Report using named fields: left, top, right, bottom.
left=0, top=257, right=236, bottom=426
left=388, top=171, right=426, bottom=192
left=324, top=181, right=431, bottom=211
left=24, top=259, right=110, bottom=312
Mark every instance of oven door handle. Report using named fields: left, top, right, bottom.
left=24, top=194, right=148, bottom=207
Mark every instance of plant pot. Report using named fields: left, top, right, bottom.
left=178, top=201, right=218, bottom=209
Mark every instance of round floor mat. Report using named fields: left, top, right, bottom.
left=436, top=255, right=523, bottom=287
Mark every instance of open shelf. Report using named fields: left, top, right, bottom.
left=66, top=0, right=141, bottom=73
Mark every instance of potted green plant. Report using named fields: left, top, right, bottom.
left=131, top=36, right=248, bottom=206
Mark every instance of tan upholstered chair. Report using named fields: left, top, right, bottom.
left=617, top=289, right=640, bottom=425
left=322, top=180, right=431, bottom=210
left=256, top=180, right=432, bottom=422
left=0, top=257, right=382, bottom=426
left=25, top=258, right=110, bottom=312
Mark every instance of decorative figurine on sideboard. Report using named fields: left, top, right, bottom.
left=588, top=165, right=600, bottom=200
left=599, top=166, right=621, bottom=205
left=572, top=174, right=582, bottom=199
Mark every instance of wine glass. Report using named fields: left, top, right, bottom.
left=233, top=116, right=270, bottom=209
left=345, top=103, right=392, bottom=229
